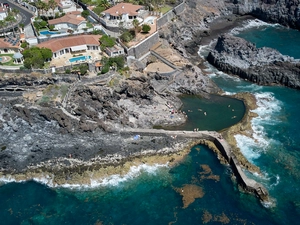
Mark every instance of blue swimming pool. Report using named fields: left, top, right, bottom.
left=69, top=55, right=91, bottom=63
left=40, top=30, right=58, bottom=35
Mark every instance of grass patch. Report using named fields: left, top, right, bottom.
left=38, top=95, right=50, bottom=105
left=60, top=85, right=69, bottom=99
left=0, top=54, right=19, bottom=66
left=160, top=5, right=172, bottom=14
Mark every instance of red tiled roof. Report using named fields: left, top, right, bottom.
left=36, top=35, right=101, bottom=52
left=102, top=3, right=143, bottom=17
left=48, top=13, right=85, bottom=25
left=0, top=39, right=19, bottom=49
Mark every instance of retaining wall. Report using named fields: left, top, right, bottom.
left=126, top=32, right=159, bottom=59
left=157, top=1, right=186, bottom=29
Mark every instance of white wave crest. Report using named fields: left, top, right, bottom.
left=230, top=19, right=280, bottom=35
left=1, top=163, right=169, bottom=189
left=235, top=92, right=282, bottom=162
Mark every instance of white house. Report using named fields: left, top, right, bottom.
left=36, top=34, right=101, bottom=58
left=48, top=11, right=87, bottom=30
left=105, top=45, right=124, bottom=57
left=101, top=3, right=144, bottom=22
left=0, top=6, right=8, bottom=21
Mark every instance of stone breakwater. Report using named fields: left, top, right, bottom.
left=120, top=128, right=269, bottom=202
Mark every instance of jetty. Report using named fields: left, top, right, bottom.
left=120, top=128, right=269, bottom=202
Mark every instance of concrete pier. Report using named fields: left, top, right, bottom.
left=120, top=128, right=269, bottom=202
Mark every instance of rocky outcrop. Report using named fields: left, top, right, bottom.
left=228, top=0, right=300, bottom=30
left=207, top=34, right=300, bottom=88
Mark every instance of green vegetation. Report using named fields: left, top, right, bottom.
left=93, top=6, right=106, bottom=15
left=81, top=10, right=90, bottom=19
left=20, top=41, right=29, bottom=48
left=120, top=30, right=135, bottom=42
left=99, top=35, right=116, bottom=50
left=39, top=84, right=69, bottom=105
left=86, top=21, right=94, bottom=29
left=160, top=5, right=172, bottom=14
left=91, top=29, right=104, bottom=35
left=23, top=47, right=53, bottom=69
left=101, top=56, right=125, bottom=74
left=34, top=18, right=48, bottom=30
left=0, top=54, right=19, bottom=67
left=142, top=24, right=151, bottom=33
left=79, top=64, right=89, bottom=75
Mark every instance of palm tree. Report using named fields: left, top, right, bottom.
left=98, top=0, right=111, bottom=9
left=0, top=20, right=6, bottom=36
left=35, top=0, right=44, bottom=17
left=132, top=19, right=140, bottom=35
left=5, top=12, right=17, bottom=37
left=48, top=0, right=58, bottom=19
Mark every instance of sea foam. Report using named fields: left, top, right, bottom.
left=1, top=163, right=169, bottom=190
left=234, top=92, right=282, bottom=162
left=230, top=19, right=280, bottom=35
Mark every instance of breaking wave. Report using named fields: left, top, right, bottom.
left=230, top=19, right=280, bottom=35
left=0, top=163, right=169, bottom=190
left=235, top=92, right=282, bottom=163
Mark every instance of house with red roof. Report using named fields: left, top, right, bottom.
left=36, top=35, right=101, bottom=58
left=48, top=11, right=87, bottom=31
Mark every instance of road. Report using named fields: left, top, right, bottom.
left=0, top=0, right=34, bottom=26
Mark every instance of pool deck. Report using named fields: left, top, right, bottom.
left=50, top=51, right=102, bottom=67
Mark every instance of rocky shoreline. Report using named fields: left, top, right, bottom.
left=1, top=0, right=298, bottom=204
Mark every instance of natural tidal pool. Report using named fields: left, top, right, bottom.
left=163, top=94, right=245, bottom=131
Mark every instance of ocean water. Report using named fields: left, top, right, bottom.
left=1, top=19, right=300, bottom=224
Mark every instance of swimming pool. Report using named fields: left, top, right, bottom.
left=40, top=30, right=58, bottom=35
left=69, top=55, right=91, bottom=63
left=144, top=16, right=156, bottom=25
left=0, top=57, right=2, bottom=62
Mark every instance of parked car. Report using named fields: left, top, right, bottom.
left=3, top=3, right=9, bottom=8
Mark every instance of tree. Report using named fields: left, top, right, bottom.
left=23, top=47, right=53, bottom=69
left=99, top=35, right=116, bottom=50
left=48, top=0, right=58, bottom=18
left=142, top=24, right=151, bottom=33
left=79, top=64, right=89, bottom=75
left=132, top=19, right=140, bottom=35
left=81, top=10, right=90, bottom=19
left=120, top=30, right=134, bottom=42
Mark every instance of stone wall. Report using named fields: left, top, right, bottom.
left=126, top=32, right=159, bottom=59
left=157, top=1, right=186, bottom=28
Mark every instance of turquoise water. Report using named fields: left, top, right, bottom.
left=1, top=20, right=300, bottom=224
left=69, top=55, right=91, bottom=63
left=235, top=21, right=300, bottom=59
left=40, top=30, right=59, bottom=35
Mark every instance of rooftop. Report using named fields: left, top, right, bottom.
left=48, top=12, right=85, bottom=25
left=36, top=35, right=102, bottom=53
left=102, top=3, right=143, bottom=17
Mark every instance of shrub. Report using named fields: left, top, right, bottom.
left=142, top=24, right=151, bottom=33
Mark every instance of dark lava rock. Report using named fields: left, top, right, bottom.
left=207, top=34, right=300, bottom=89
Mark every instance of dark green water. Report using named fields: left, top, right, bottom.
left=166, top=94, right=245, bottom=131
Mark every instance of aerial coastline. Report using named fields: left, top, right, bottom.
left=1, top=0, right=300, bottom=206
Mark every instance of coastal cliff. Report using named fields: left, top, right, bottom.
left=229, top=0, right=300, bottom=30
left=207, top=34, right=300, bottom=88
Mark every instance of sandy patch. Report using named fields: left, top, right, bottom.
left=144, top=62, right=174, bottom=73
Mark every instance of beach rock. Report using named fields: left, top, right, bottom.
left=207, top=34, right=300, bottom=88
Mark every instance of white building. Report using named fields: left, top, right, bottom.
left=0, top=6, right=8, bottom=21
left=48, top=11, right=87, bottom=31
